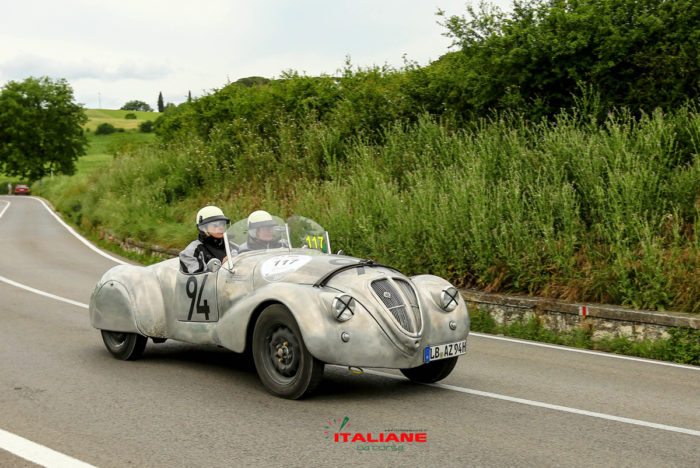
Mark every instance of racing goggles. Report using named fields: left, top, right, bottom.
left=201, top=220, right=227, bottom=231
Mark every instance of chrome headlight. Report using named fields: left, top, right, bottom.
left=331, top=294, right=356, bottom=321
left=440, top=286, right=459, bottom=312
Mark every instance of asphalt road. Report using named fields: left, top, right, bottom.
left=1, top=195, right=698, bottom=468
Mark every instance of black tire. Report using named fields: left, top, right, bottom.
left=101, top=330, right=147, bottom=360
left=400, top=357, right=458, bottom=383
left=252, top=304, right=324, bottom=399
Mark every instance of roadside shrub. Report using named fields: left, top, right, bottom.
left=95, top=123, right=116, bottom=135
left=139, top=121, right=154, bottom=133
left=39, top=103, right=700, bottom=314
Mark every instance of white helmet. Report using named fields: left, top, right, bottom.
left=196, top=206, right=230, bottom=231
left=247, top=210, right=278, bottom=239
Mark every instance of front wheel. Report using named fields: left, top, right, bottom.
left=400, top=357, right=458, bottom=383
left=252, top=304, right=324, bottom=399
left=101, top=330, right=147, bottom=360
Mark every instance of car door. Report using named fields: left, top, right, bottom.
left=174, top=270, right=220, bottom=323
left=216, top=256, right=256, bottom=315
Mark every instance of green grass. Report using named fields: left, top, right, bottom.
left=26, top=110, right=156, bottom=235
left=26, top=105, right=699, bottom=364
left=2, top=109, right=157, bottom=187
left=33, top=105, right=700, bottom=314
left=80, top=131, right=156, bottom=173
left=25, top=130, right=157, bottom=198
left=84, top=109, right=160, bottom=131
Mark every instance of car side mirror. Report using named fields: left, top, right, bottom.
left=206, top=258, right=222, bottom=273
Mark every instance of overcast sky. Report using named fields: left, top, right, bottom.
left=1, top=1, right=513, bottom=110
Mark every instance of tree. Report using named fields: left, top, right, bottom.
left=0, top=76, right=87, bottom=181
left=235, top=76, right=270, bottom=87
left=437, top=0, right=700, bottom=120
left=95, top=123, right=117, bottom=135
left=187, top=90, right=192, bottom=102
left=157, top=92, right=164, bottom=112
left=121, top=100, right=153, bottom=112
left=139, top=120, right=154, bottom=133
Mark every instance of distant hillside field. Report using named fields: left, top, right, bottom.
left=77, top=109, right=157, bottom=173
left=1, top=108, right=157, bottom=188
left=84, top=109, right=160, bottom=131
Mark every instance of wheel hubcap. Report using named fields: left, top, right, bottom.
left=267, top=327, right=299, bottom=377
left=105, top=331, right=128, bottom=348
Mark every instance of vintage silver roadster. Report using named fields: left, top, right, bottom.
left=90, top=216, right=470, bottom=398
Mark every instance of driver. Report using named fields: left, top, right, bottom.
left=179, top=206, right=238, bottom=273
left=239, top=210, right=287, bottom=252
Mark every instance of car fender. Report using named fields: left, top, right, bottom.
left=89, top=264, right=168, bottom=337
left=410, top=274, right=470, bottom=346
left=212, top=282, right=406, bottom=366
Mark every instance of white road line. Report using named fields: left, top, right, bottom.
left=364, top=370, right=700, bottom=437
left=0, top=200, right=94, bottom=466
left=0, top=428, right=96, bottom=468
left=0, top=200, right=10, bottom=219
left=0, top=274, right=88, bottom=309
left=471, top=332, right=700, bottom=371
left=30, top=196, right=128, bottom=265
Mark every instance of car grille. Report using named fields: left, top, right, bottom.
left=395, top=279, right=422, bottom=330
left=371, top=278, right=421, bottom=333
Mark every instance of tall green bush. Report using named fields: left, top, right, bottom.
left=38, top=105, right=699, bottom=313
left=437, top=0, right=700, bottom=120
left=95, top=123, right=117, bottom=135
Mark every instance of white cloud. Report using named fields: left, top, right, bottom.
left=0, top=0, right=515, bottom=109
left=0, top=55, right=173, bottom=81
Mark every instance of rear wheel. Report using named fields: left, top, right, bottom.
left=101, top=330, right=147, bottom=360
left=400, top=357, right=458, bottom=383
left=252, top=304, right=324, bottom=399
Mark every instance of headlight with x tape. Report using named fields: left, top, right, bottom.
left=331, top=294, right=356, bottom=321
left=439, top=286, right=460, bottom=312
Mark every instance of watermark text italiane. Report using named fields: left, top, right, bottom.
left=334, top=432, right=427, bottom=443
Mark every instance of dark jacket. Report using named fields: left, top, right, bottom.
left=179, top=232, right=237, bottom=274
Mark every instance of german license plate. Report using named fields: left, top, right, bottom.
left=424, top=340, right=467, bottom=362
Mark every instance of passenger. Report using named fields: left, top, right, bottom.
left=179, top=206, right=237, bottom=274
left=239, top=210, right=287, bottom=252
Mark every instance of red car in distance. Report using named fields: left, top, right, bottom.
left=14, top=184, right=30, bottom=195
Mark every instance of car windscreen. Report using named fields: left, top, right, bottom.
left=226, top=214, right=287, bottom=247
left=225, top=215, right=331, bottom=254
left=286, top=216, right=330, bottom=253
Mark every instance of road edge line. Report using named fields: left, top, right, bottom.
left=470, top=332, right=699, bottom=371
left=30, top=196, right=128, bottom=265
left=364, top=370, right=700, bottom=437
left=0, top=428, right=96, bottom=468
left=0, top=274, right=88, bottom=309
left=0, top=200, right=10, bottom=219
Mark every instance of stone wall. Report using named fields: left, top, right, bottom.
left=460, top=289, right=699, bottom=341
left=100, top=229, right=180, bottom=258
